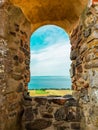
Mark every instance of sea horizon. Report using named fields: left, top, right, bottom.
left=28, top=76, right=71, bottom=90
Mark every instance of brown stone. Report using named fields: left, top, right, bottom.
left=76, top=56, right=82, bottom=67
left=34, top=97, right=47, bottom=105
left=10, top=31, right=16, bottom=37
left=53, top=121, right=64, bottom=126
left=77, top=65, right=83, bottom=73
left=6, top=93, right=17, bottom=103
left=71, top=122, right=80, bottom=129
left=13, top=55, right=18, bottom=61
left=85, top=61, right=98, bottom=69
left=85, top=53, right=95, bottom=62
left=80, top=43, right=88, bottom=54
left=17, top=82, right=24, bottom=92
left=12, top=73, right=23, bottom=80
left=8, top=102, right=19, bottom=111
left=57, top=126, right=68, bottom=130
left=71, top=35, right=77, bottom=46
left=71, top=26, right=78, bottom=37
left=24, top=107, right=34, bottom=121
left=6, top=78, right=19, bottom=93
left=42, top=112, right=53, bottom=118
left=84, top=83, right=89, bottom=88
left=25, top=119, right=52, bottom=130
left=50, top=98, right=66, bottom=105
left=14, top=23, right=19, bottom=32
left=84, top=13, right=96, bottom=27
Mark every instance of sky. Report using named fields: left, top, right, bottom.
left=30, top=25, right=71, bottom=76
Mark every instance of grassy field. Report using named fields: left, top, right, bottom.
left=29, top=89, right=73, bottom=96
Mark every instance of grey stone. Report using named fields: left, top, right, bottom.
left=92, top=30, right=98, bottom=39
left=70, top=63, right=75, bottom=78
left=90, top=88, right=98, bottom=105
left=83, top=28, right=91, bottom=38
left=89, top=70, right=98, bottom=87
left=70, top=49, right=78, bottom=60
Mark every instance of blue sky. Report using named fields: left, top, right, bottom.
left=30, top=25, right=71, bottom=76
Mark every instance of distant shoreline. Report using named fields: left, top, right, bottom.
left=28, top=88, right=71, bottom=90
left=29, top=89, right=73, bottom=96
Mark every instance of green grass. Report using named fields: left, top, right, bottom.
left=35, top=89, right=49, bottom=94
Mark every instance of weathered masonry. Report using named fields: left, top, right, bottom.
left=0, top=0, right=98, bottom=130
left=71, top=4, right=98, bottom=130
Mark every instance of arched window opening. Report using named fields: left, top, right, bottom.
left=28, top=25, right=72, bottom=96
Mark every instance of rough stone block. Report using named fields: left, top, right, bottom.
left=70, top=64, right=75, bottom=78
left=6, top=78, right=19, bottom=93
left=24, top=107, right=34, bottom=121
left=85, top=52, right=95, bottom=62
left=80, top=43, right=88, bottom=54
left=71, top=122, right=80, bottom=129
left=17, top=82, right=24, bottom=92
left=25, top=119, right=52, bottom=130
left=92, top=30, right=98, bottom=39
left=76, top=56, right=82, bottom=67
left=90, top=88, right=98, bottom=104
left=83, top=28, right=91, bottom=38
left=70, top=49, right=78, bottom=60
left=0, top=10, right=8, bottom=37
left=89, top=70, right=98, bottom=87
left=77, top=65, right=83, bottom=73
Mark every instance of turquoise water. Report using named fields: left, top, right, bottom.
left=28, top=76, right=71, bottom=90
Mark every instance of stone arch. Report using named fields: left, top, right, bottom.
left=1, top=0, right=98, bottom=130
left=31, top=21, right=71, bottom=34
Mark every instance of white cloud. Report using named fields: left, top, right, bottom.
left=30, top=39, right=71, bottom=76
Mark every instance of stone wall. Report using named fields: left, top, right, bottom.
left=70, top=4, right=98, bottom=130
left=1, top=1, right=98, bottom=130
left=22, top=95, right=81, bottom=130
left=0, top=2, right=31, bottom=130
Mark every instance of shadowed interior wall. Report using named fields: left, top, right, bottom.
left=0, top=2, right=31, bottom=130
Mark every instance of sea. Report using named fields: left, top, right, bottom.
left=28, top=76, right=71, bottom=90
